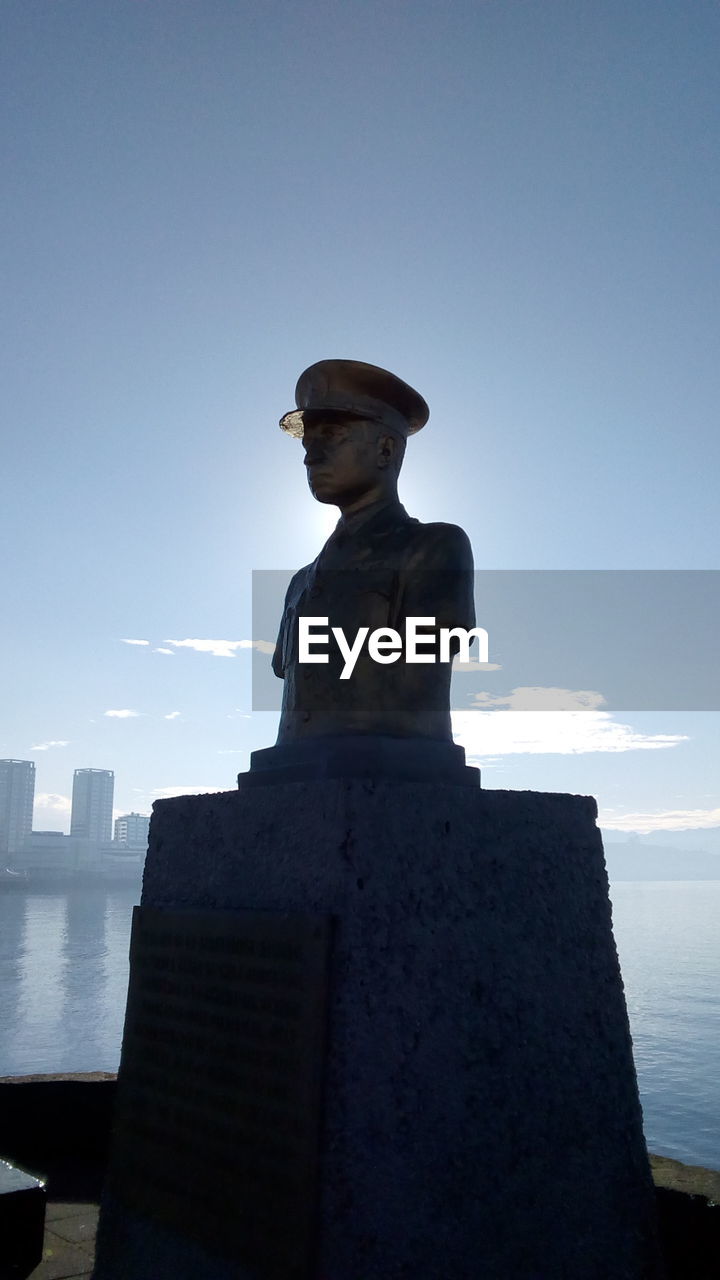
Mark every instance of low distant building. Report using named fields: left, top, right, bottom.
left=17, top=831, right=99, bottom=876
left=113, top=812, right=150, bottom=848
left=15, top=830, right=145, bottom=882
left=101, top=844, right=145, bottom=880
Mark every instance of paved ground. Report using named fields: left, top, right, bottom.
left=20, top=1159, right=717, bottom=1280
left=28, top=1202, right=97, bottom=1280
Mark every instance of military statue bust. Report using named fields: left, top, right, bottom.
left=272, top=359, right=476, bottom=748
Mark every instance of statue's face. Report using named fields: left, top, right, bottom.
left=302, top=415, right=380, bottom=506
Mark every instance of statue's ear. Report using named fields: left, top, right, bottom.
left=376, top=430, right=406, bottom=474
left=377, top=432, right=396, bottom=469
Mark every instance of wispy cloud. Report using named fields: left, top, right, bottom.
left=164, top=711, right=181, bottom=720
left=164, top=638, right=275, bottom=658
left=120, top=638, right=150, bottom=646
left=165, top=638, right=249, bottom=658
left=454, top=661, right=502, bottom=673
left=30, top=739, right=69, bottom=751
left=104, top=709, right=141, bottom=719
left=154, top=648, right=174, bottom=655
left=452, top=709, right=687, bottom=758
left=600, top=807, right=720, bottom=834
left=469, top=687, right=607, bottom=711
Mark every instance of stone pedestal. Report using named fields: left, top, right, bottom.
left=94, top=779, right=663, bottom=1279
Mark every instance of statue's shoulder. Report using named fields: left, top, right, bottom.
left=408, top=518, right=472, bottom=544
left=281, top=560, right=315, bottom=606
left=402, top=519, right=474, bottom=569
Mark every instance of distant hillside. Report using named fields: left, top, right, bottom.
left=603, top=825, right=720, bottom=853
left=601, top=834, right=720, bottom=881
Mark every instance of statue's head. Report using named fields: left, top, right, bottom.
left=279, top=359, right=428, bottom=509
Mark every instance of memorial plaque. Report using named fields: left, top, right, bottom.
left=107, top=906, right=331, bottom=1280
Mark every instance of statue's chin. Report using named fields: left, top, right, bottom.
left=307, top=476, right=341, bottom=505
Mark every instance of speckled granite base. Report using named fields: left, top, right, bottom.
left=94, top=781, right=664, bottom=1279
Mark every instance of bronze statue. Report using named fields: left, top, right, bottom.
left=273, top=360, right=475, bottom=743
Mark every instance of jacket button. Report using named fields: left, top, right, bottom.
left=302, top=710, right=311, bottom=722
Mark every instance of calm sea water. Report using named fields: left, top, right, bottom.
left=0, top=880, right=718, bottom=1171
left=609, top=880, right=720, bottom=1172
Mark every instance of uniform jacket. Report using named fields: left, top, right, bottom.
left=273, top=500, right=475, bottom=742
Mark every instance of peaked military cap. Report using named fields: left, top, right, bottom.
left=279, top=359, right=429, bottom=439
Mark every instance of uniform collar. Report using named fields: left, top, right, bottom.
left=331, top=497, right=410, bottom=542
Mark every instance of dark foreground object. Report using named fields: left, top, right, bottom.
left=0, top=1158, right=45, bottom=1280
left=0, top=1075, right=115, bottom=1202
left=0, top=1082, right=717, bottom=1278
left=95, top=780, right=664, bottom=1279
left=651, top=1156, right=720, bottom=1280
left=656, top=1188, right=719, bottom=1280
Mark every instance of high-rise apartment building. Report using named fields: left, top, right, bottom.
left=70, top=768, right=114, bottom=842
left=0, top=759, right=36, bottom=856
left=114, top=812, right=150, bottom=847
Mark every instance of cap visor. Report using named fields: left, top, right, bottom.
left=278, top=407, right=374, bottom=438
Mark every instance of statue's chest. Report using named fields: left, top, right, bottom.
left=287, top=563, right=400, bottom=635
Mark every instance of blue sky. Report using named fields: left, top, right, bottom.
left=2, top=0, right=718, bottom=836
